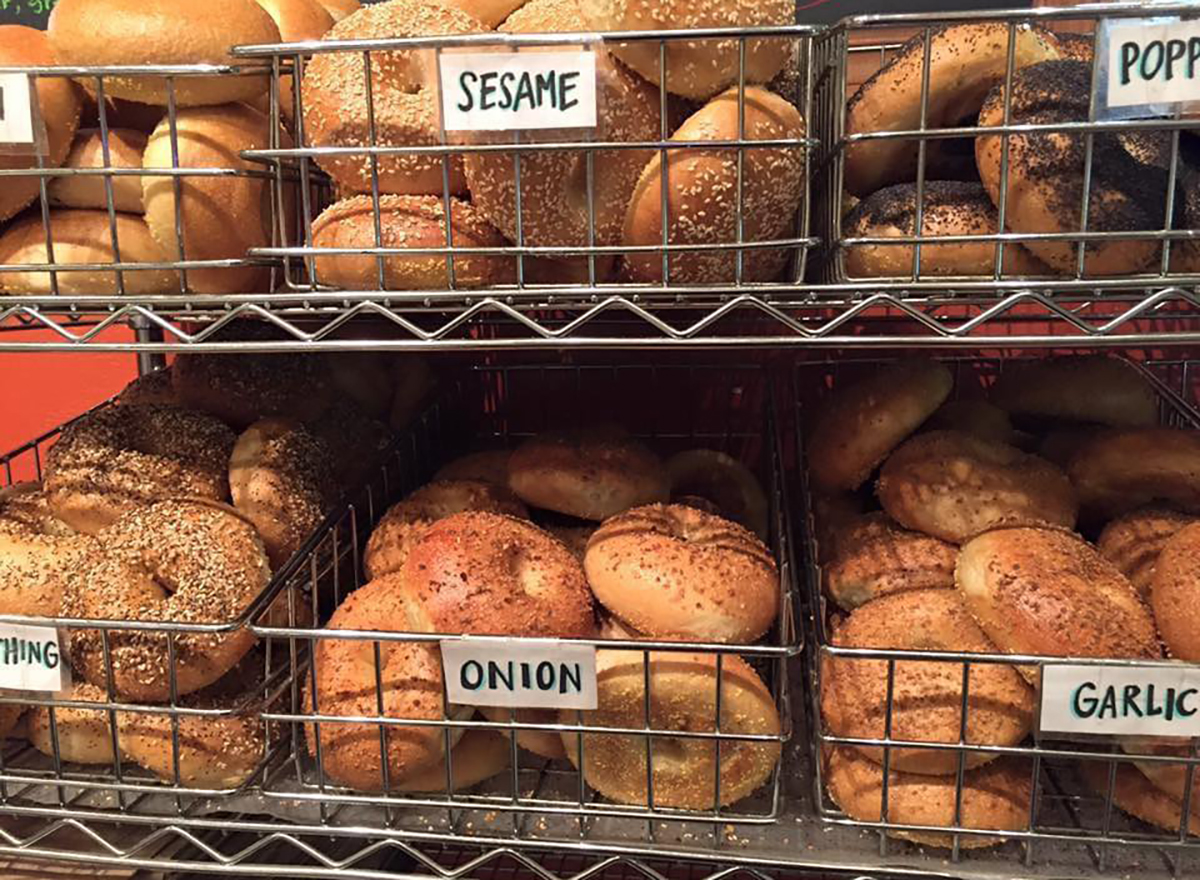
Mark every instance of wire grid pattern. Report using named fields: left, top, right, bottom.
left=796, top=353, right=1200, bottom=877
left=815, top=3, right=1200, bottom=290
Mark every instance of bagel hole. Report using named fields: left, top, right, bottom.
left=507, top=544, right=552, bottom=599
left=648, top=734, right=689, bottom=766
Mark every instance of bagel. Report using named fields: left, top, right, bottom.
left=585, top=503, right=777, bottom=643
left=0, top=483, right=75, bottom=538
left=230, top=419, right=335, bottom=569
left=311, top=195, right=515, bottom=290
left=977, top=60, right=1173, bottom=275
left=1037, top=426, right=1102, bottom=469
left=479, top=706, right=564, bottom=761
left=811, top=491, right=865, bottom=563
left=0, top=27, right=83, bottom=224
left=0, top=210, right=178, bottom=296
left=47, top=0, right=279, bottom=106
left=364, top=480, right=529, bottom=581
left=540, top=521, right=593, bottom=562
left=314, top=0, right=359, bottom=19
left=579, top=0, right=792, bottom=100
left=844, top=23, right=1061, bottom=197
left=395, top=728, right=511, bottom=791
left=1149, top=522, right=1200, bottom=662
left=400, top=512, right=595, bottom=638
left=956, top=527, right=1160, bottom=683
left=622, top=86, right=806, bottom=284
left=142, top=104, right=279, bottom=294
left=823, top=513, right=957, bottom=611
left=48, top=128, right=147, bottom=214
left=990, top=356, right=1159, bottom=429
left=173, top=351, right=333, bottom=431
left=923, top=399, right=1018, bottom=446
left=28, top=682, right=116, bottom=765
left=463, top=0, right=659, bottom=251
left=1097, top=507, right=1197, bottom=599
left=306, top=398, right=394, bottom=489
left=252, top=0, right=334, bottom=123
left=508, top=427, right=669, bottom=521
left=301, top=0, right=482, bottom=196
left=1082, top=758, right=1200, bottom=837
left=326, top=352, right=395, bottom=422
left=665, top=449, right=768, bottom=540
left=1054, top=32, right=1094, bottom=63
left=1068, top=428, right=1200, bottom=520
left=115, top=368, right=179, bottom=407
left=63, top=500, right=271, bottom=701
left=808, top=360, right=953, bottom=493
left=305, top=574, right=467, bottom=791
left=822, top=588, right=1035, bottom=775
left=433, top=450, right=511, bottom=486
left=878, top=430, right=1078, bottom=543
left=562, top=650, right=781, bottom=809
left=44, top=404, right=235, bottom=535
left=0, top=484, right=95, bottom=618
left=841, top=181, right=1049, bottom=278
left=825, top=747, right=1032, bottom=848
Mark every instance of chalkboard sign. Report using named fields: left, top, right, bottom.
left=0, top=0, right=57, bottom=31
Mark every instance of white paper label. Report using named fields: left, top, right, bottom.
left=0, top=73, right=35, bottom=145
left=438, top=49, right=598, bottom=132
left=440, top=638, right=597, bottom=709
left=0, top=624, right=68, bottom=692
left=1041, top=664, right=1200, bottom=737
left=1105, top=18, right=1200, bottom=109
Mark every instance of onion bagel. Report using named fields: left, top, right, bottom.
left=665, top=449, right=769, bottom=541
left=479, top=706, right=564, bottom=761
left=395, top=728, right=511, bottom=792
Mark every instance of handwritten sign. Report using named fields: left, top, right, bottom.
left=1103, top=17, right=1200, bottom=111
left=440, top=638, right=597, bottom=709
left=0, top=73, right=37, bottom=147
left=438, top=49, right=598, bottom=132
left=1041, top=663, right=1200, bottom=737
left=0, top=624, right=68, bottom=692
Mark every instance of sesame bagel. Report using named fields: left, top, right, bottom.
left=305, top=574, right=466, bottom=791
left=822, top=588, right=1035, bottom=775
left=956, top=527, right=1161, bottom=683
left=508, top=428, right=669, bottom=521
left=825, top=748, right=1032, bottom=848
left=28, top=681, right=117, bottom=765
left=1149, top=522, right=1200, bottom=662
left=878, top=430, right=1078, bottom=543
left=1098, top=507, right=1197, bottom=599
left=364, top=480, right=529, bottom=581
left=562, top=650, right=781, bottom=809
left=400, top=512, right=595, bottom=638
left=49, top=128, right=147, bottom=214
left=1083, top=758, right=1200, bottom=837
left=977, top=60, right=1172, bottom=275
left=844, top=23, right=1060, bottom=196
left=585, top=503, right=778, bottom=643
left=842, top=181, right=1049, bottom=278
left=1068, top=428, right=1200, bottom=520
left=173, top=351, right=333, bottom=431
left=990, top=356, right=1159, bottom=429
left=823, top=513, right=957, bottom=611
left=622, top=86, right=806, bottom=284
left=808, top=360, right=953, bottom=494
left=301, top=0, right=482, bottom=196
left=311, top=195, right=514, bottom=290
left=63, top=500, right=271, bottom=701
left=44, top=404, right=235, bottom=535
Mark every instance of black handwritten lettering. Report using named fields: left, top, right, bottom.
left=457, top=71, right=477, bottom=112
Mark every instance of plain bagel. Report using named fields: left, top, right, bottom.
left=48, top=128, right=148, bottom=214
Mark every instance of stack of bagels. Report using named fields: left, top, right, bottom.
left=841, top=24, right=1200, bottom=279
left=300, top=0, right=805, bottom=289
left=0, top=339, right=426, bottom=787
left=306, top=427, right=784, bottom=809
left=0, top=0, right=346, bottom=296
left=810, top=355, right=1200, bottom=846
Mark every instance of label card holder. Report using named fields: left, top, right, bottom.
left=0, top=72, right=49, bottom=156
left=0, top=623, right=70, bottom=693
left=1098, top=15, right=1200, bottom=119
left=440, top=638, right=598, bottom=710
left=1040, top=663, right=1200, bottom=738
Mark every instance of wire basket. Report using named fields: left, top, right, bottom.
left=796, top=352, right=1200, bottom=876
left=814, top=3, right=1200, bottom=292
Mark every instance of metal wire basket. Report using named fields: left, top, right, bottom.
left=815, top=3, right=1200, bottom=292
left=797, top=353, right=1200, bottom=878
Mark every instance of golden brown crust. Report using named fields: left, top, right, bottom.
left=808, top=360, right=953, bottom=493
left=364, top=480, right=530, bottom=580
left=479, top=706, right=564, bottom=760
left=28, top=682, right=114, bottom=765
left=311, top=195, right=514, bottom=290
left=825, top=747, right=1033, bottom=848
left=585, top=503, right=777, bottom=643
left=823, top=513, right=957, bottom=610
left=173, top=352, right=333, bottom=430
left=401, top=512, right=595, bottom=638
left=956, top=527, right=1161, bottom=682
left=562, top=650, right=781, bottom=808
left=821, top=588, right=1034, bottom=775
left=44, top=404, right=235, bottom=535
left=508, top=427, right=669, bottom=521
left=0, top=489, right=96, bottom=616
left=1068, top=428, right=1200, bottom=520
left=1082, top=758, right=1200, bottom=836
left=844, top=23, right=1061, bottom=196
left=1098, top=507, right=1197, bottom=599
left=991, top=356, right=1159, bottom=429
left=49, top=128, right=147, bottom=213
left=622, top=86, right=805, bottom=284
left=433, top=450, right=512, bottom=486
left=63, top=500, right=271, bottom=701
left=314, top=0, right=358, bottom=20
left=1150, top=522, right=1200, bottom=662
left=301, top=0, right=481, bottom=196
left=878, top=430, right=1077, bottom=543
left=395, top=728, right=511, bottom=791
